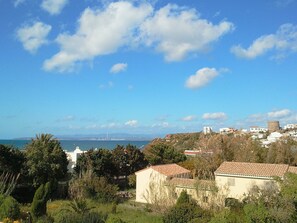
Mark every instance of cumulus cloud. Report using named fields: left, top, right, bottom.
left=268, top=109, right=292, bottom=118
left=182, top=115, right=196, bottom=121
left=43, top=1, right=153, bottom=72
left=41, top=0, right=69, bottom=15
left=43, top=2, right=234, bottom=72
left=16, top=21, right=52, bottom=54
left=231, top=23, right=297, bottom=59
left=202, top=112, right=227, bottom=120
left=125, top=120, right=138, bottom=127
left=110, top=63, right=128, bottom=73
left=140, top=4, right=234, bottom=61
left=152, top=122, right=169, bottom=128
left=185, top=67, right=219, bottom=89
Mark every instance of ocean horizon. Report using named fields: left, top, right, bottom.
left=0, top=139, right=151, bottom=151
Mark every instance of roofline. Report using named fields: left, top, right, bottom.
left=214, top=173, right=283, bottom=180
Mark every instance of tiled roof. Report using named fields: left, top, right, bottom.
left=150, top=164, right=191, bottom=177
left=288, top=166, right=297, bottom=174
left=215, top=161, right=289, bottom=178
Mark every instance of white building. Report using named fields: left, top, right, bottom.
left=135, top=164, right=191, bottom=204
left=65, top=146, right=86, bottom=172
left=203, top=126, right=212, bottom=134
left=219, top=128, right=236, bottom=134
left=250, top=126, right=268, bottom=133
left=284, top=124, right=297, bottom=130
left=215, top=161, right=297, bottom=200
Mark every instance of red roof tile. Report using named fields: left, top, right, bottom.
left=288, top=166, right=297, bottom=174
left=215, top=161, right=289, bottom=178
left=151, top=164, right=191, bottom=176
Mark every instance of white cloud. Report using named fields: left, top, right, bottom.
left=268, top=109, right=292, bottom=118
left=57, top=115, right=75, bottom=122
left=43, top=1, right=153, bottom=72
left=14, top=0, right=25, bottom=7
left=140, top=4, right=234, bottom=61
left=231, top=23, right=297, bottom=59
left=202, top=112, right=227, bottom=120
left=125, top=120, right=138, bottom=127
left=182, top=115, right=196, bottom=122
left=16, top=21, right=52, bottom=54
left=152, top=122, right=169, bottom=128
left=110, top=63, right=128, bottom=73
left=43, top=2, right=234, bottom=72
left=185, top=67, right=219, bottom=89
left=41, top=0, right=69, bottom=15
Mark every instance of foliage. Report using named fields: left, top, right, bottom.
left=112, top=144, right=148, bottom=178
left=176, top=190, right=189, bottom=206
left=143, top=143, right=186, bottom=165
left=55, top=211, right=107, bottom=223
left=25, top=134, right=68, bottom=186
left=66, top=198, right=93, bottom=214
left=69, top=172, right=118, bottom=203
left=163, top=191, right=209, bottom=223
left=0, top=145, right=25, bottom=175
left=0, top=172, right=19, bottom=196
left=0, top=195, right=20, bottom=220
left=75, top=148, right=115, bottom=179
left=242, top=183, right=296, bottom=223
left=106, top=216, right=126, bottom=223
left=30, top=182, right=52, bottom=221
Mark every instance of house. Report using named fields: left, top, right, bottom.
left=250, top=126, right=268, bottom=133
left=135, top=164, right=191, bottom=204
left=65, top=146, right=86, bottom=172
left=214, top=161, right=294, bottom=200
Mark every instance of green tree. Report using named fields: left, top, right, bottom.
left=144, top=143, right=186, bottom=165
left=75, top=148, right=115, bottom=179
left=163, top=191, right=208, bottom=223
left=112, top=144, right=148, bottom=178
left=25, top=134, right=68, bottom=186
left=0, top=144, right=25, bottom=175
left=0, top=195, right=20, bottom=221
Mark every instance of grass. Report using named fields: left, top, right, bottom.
left=45, top=199, right=163, bottom=223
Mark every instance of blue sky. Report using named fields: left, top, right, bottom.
left=1, top=0, right=297, bottom=139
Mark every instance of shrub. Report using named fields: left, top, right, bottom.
left=31, top=182, right=52, bottom=220
left=0, top=195, right=20, bottom=220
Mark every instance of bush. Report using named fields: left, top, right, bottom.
left=106, top=216, right=126, bottom=223
left=0, top=195, right=20, bottom=220
left=31, top=182, right=52, bottom=220
left=69, top=175, right=118, bottom=203
left=54, top=211, right=107, bottom=223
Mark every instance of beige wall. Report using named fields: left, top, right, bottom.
left=135, top=168, right=168, bottom=203
left=215, top=174, right=277, bottom=200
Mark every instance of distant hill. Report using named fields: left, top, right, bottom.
left=145, top=132, right=203, bottom=151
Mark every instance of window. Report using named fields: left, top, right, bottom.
left=227, top=177, right=235, bottom=186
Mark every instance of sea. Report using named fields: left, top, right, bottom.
left=0, top=139, right=151, bottom=151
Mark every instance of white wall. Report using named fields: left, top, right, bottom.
left=135, top=168, right=168, bottom=203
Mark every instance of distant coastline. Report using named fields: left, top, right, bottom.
left=0, top=139, right=151, bottom=151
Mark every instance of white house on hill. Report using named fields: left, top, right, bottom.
left=135, top=164, right=191, bottom=203
left=65, top=146, right=86, bottom=172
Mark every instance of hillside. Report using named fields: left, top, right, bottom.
left=145, top=132, right=204, bottom=152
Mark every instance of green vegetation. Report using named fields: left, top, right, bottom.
left=1, top=132, right=297, bottom=222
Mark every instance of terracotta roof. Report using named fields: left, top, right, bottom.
left=215, top=162, right=289, bottom=178
left=145, top=164, right=191, bottom=176
left=288, top=166, right=297, bottom=174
